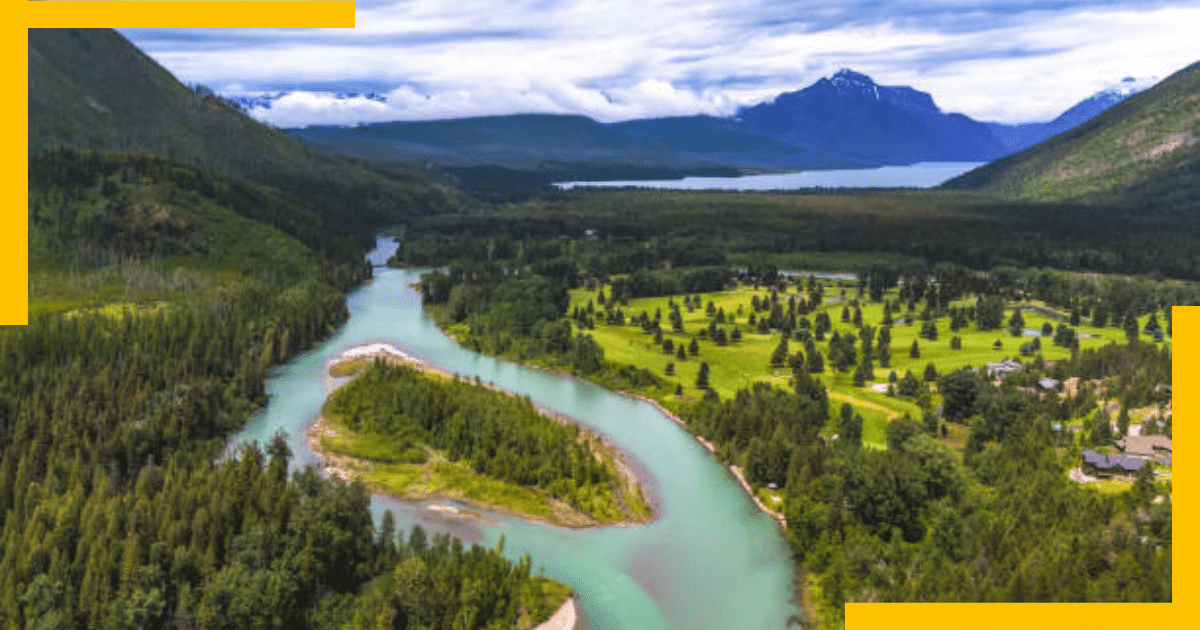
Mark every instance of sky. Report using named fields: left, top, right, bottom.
left=120, top=0, right=1200, bottom=127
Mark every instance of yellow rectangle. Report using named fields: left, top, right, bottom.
left=849, top=307, right=1190, bottom=626
left=9, top=4, right=355, bottom=323
left=2, top=28, right=28, bottom=325
left=23, top=2, right=355, bottom=29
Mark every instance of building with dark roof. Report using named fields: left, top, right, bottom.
left=1081, top=449, right=1150, bottom=476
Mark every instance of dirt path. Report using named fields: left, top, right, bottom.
left=827, top=390, right=902, bottom=421
left=531, top=597, right=576, bottom=630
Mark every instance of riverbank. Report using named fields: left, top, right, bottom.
left=625, top=392, right=788, bottom=531
left=531, top=596, right=577, bottom=630
left=416, top=290, right=790, bottom=530
left=309, top=343, right=653, bottom=530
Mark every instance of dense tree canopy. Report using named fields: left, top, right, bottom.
left=325, top=362, right=617, bottom=512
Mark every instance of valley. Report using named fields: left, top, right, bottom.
left=13, top=21, right=1190, bottom=630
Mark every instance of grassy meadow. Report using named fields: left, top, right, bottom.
left=316, top=412, right=629, bottom=528
left=569, top=277, right=1168, bottom=448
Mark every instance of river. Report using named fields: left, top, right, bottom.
left=231, top=236, right=801, bottom=630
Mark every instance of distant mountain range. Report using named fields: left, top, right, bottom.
left=985, top=78, right=1148, bottom=154
left=289, top=112, right=869, bottom=173
left=248, top=69, right=1144, bottom=177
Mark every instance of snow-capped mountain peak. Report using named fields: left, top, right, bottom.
left=224, top=90, right=388, bottom=112
left=1048, top=78, right=1153, bottom=128
left=1110, top=75, right=1156, bottom=96
left=828, top=68, right=879, bottom=98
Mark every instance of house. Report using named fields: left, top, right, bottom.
left=1037, top=377, right=1060, bottom=391
left=984, top=359, right=1023, bottom=379
left=1114, top=435, right=1172, bottom=458
left=1081, top=449, right=1149, bottom=477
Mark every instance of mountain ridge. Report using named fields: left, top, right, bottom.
left=29, top=28, right=462, bottom=246
left=941, top=60, right=1200, bottom=206
left=269, top=69, right=1140, bottom=174
left=733, top=69, right=1009, bottom=162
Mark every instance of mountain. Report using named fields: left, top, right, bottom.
left=732, top=69, right=1009, bottom=163
left=986, top=79, right=1144, bottom=153
left=942, top=61, right=1200, bottom=205
left=289, top=112, right=862, bottom=172
left=292, top=114, right=679, bottom=166
left=246, top=69, right=1143, bottom=179
left=265, top=71, right=1141, bottom=177
left=605, top=114, right=868, bottom=169
left=29, top=28, right=461, bottom=246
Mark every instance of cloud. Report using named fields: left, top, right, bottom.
left=250, top=76, right=742, bottom=127
left=120, top=1, right=1200, bottom=126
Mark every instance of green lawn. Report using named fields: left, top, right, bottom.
left=571, top=280, right=1168, bottom=447
left=1084, top=478, right=1134, bottom=495
left=318, top=423, right=591, bottom=526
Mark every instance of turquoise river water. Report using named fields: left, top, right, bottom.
left=231, top=237, right=801, bottom=629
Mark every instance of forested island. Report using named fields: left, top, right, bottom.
left=312, top=347, right=652, bottom=528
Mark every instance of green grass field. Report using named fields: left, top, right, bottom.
left=317, top=420, right=613, bottom=527
left=570, top=279, right=1168, bottom=448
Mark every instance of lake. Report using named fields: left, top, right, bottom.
left=555, top=161, right=984, bottom=190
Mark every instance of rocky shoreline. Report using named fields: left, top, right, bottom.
left=624, top=392, right=789, bottom=531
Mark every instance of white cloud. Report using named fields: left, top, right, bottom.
left=252, top=77, right=743, bottom=126
left=122, top=2, right=1200, bottom=126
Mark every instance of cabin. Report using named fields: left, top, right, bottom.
left=984, top=359, right=1023, bottom=379
left=1037, top=377, right=1060, bottom=391
left=1081, top=449, right=1149, bottom=477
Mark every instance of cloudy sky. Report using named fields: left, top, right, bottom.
left=121, top=0, right=1200, bottom=127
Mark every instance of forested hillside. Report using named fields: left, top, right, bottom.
left=8, top=28, right=572, bottom=630
left=943, top=60, right=1200, bottom=208
left=10, top=150, right=569, bottom=629
left=30, top=28, right=465, bottom=245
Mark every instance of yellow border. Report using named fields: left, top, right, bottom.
left=849, top=308, right=1190, bottom=626
left=12, top=4, right=1190, bottom=629
left=23, top=2, right=355, bottom=29
left=3, top=26, right=28, bottom=325
left=8, top=3, right=355, bottom=324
